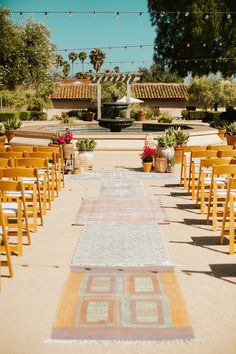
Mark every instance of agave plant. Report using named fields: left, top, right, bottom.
left=226, top=122, right=236, bottom=136
left=76, top=138, right=97, bottom=151
left=166, top=127, right=189, bottom=146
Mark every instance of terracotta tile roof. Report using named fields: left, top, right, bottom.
left=131, top=83, right=188, bottom=100
left=51, top=83, right=96, bottom=100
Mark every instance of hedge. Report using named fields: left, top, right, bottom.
left=0, top=111, right=47, bottom=121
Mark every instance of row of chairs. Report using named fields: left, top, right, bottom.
left=0, top=144, right=65, bottom=289
left=179, top=144, right=236, bottom=255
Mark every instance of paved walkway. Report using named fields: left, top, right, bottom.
left=0, top=152, right=236, bottom=354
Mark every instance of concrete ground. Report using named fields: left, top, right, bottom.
left=0, top=151, right=236, bottom=354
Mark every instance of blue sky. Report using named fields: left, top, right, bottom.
left=2, top=0, right=156, bottom=73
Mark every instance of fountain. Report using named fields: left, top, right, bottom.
left=98, top=91, right=134, bottom=132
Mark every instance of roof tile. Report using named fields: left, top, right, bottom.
left=132, top=83, right=188, bottom=100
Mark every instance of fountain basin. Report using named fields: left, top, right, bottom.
left=98, top=117, right=134, bottom=132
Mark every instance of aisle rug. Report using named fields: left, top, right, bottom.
left=99, top=179, right=145, bottom=197
left=71, top=224, right=174, bottom=271
left=73, top=197, right=169, bottom=225
left=68, top=169, right=174, bottom=180
left=51, top=271, right=194, bottom=341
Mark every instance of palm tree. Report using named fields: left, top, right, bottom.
left=54, top=54, right=64, bottom=68
left=78, top=51, right=87, bottom=73
left=62, top=61, right=71, bottom=78
left=89, top=49, right=106, bottom=73
left=68, top=52, right=78, bottom=77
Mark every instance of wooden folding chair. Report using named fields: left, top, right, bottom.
left=180, top=145, right=207, bottom=189
left=0, top=180, right=30, bottom=256
left=207, top=145, right=233, bottom=151
left=14, top=158, right=50, bottom=213
left=206, top=164, right=236, bottom=231
left=7, top=145, right=35, bottom=153
left=0, top=202, right=13, bottom=279
left=0, top=158, right=11, bottom=168
left=0, top=168, right=43, bottom=232
left=217, top=150, right=236, bottom=161
left=220, top=177, right=236, bottom=254
left=196, top=158, right=232, bottom=214
left=188, top=150, right=218, bottom=199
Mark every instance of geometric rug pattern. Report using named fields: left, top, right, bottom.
left=51, top=271, right=194, bottom=341
left=71, top=224, right=174, bottom=271
left=99, top=179, right=145, bottom=197
left=73, top=197, right=169, bottom=225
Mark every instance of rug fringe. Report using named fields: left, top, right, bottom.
left=45, top=338, right=195, bottom=345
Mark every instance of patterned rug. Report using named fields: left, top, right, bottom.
left=99, top=179, right=145, bottom=197
left=71, top=224, right=174, bottom=271
left=73, top=197, right=169, bottom=225
left=51, top=271, right=194, bottom=341
left=68, top=169, right=175, bottom=180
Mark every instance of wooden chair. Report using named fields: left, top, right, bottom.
left=26, top=152, right=58, bottom=200
left=6, top=145, right=35, bottom=152
left=188, top=150, right=218, bottom=199
left=0, top=180, right=30, bottom=256
left=0, top=202, right=13, bottom=280
left=180, top=145, right=207, bottom=189
left=196, top=158, right=232, bottom=214
left=13, top=158, right=50, bottom=213
left=207, top=145, right=233, bottom=151
left=0, top=168, right=43, bottom=232
left=217, top=150, right=236, bottom=160
left=0, top=158, right=11, bottom=168
left=220, top=177, right=236, bottom=254
left=33, top=146, right=64, bottom=188
left=206, top=164, right=236, bottom=231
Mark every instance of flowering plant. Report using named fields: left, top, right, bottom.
left=140, top=146, right=157, bottom=162
left=50, top=130, right=73, bottom=145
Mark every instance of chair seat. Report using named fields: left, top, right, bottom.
left=7, top=191, right=34, bottom=198
left=2, top=202, right=18, bottom=214
left=215, top=189, right=236, bottom=196
left=203, top=177, right=227, bottom=184
left=22, top=177, right=44, bottom=184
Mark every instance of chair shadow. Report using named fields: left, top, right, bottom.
left=170, top=236, right=228, bottom=255
left=171, top=191, right=190, bottom=197
left=114, top=166, right=142, bottom=172
left=182, top=264, right=236, bottom=285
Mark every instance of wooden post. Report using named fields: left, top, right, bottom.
left=126, top=80, right=131, bottom=118
left=97, top=81, right=102, bottom=119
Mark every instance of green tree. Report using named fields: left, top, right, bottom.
left=78, top=51, right=87, bottom=73
left=148, top=0, right=236, bottom=77
left=68, top=52, right=78, bottom=77
left=188, top=76, right=236, bottom=110
left=139, top=64, right=183, bottom=83
left=55, top=54, right=64, bottom=68
left=101, top=82, right=126, bottom=102
left=89, top=49, right=106, bottom=73
left=0, top=9, right=55, bottom=89
left=62, top=61, right=71, bottom=78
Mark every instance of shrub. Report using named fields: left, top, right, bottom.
left=67, top=110, right=84, bottom=119
left=19, top=111, right=31, bottom=121
left=181, top=109, right=189, bottom=120
left=221, top=107, right=236, bottom=123
left=157, top=114, right=174, bottom=123
left=188, top=110, right=206, bottom=120
left=0, top=112, right=19, bottom=121
left=203, top=111, right=221, bottom=123
left=29, top=111, right=47, bottom=120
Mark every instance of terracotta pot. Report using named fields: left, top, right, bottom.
left=0, top=135, right=6, bottom=146
left=226, top=135, right=236, bottom=146
left=62, top=143, right=74, bottom=159
left=137, top=111, right=146, bottom=121
left=155, top=157, right=167, bottom=173
left=174, top=145, right=185, bottom=164
left=5, top=130, right=14, bottom=143
left=217, top=129, right=226, bottom=140
left=142, top=161, right=153, bottom=172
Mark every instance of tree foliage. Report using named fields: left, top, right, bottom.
left=78, top=52, right=87, bottom=73
left=139, top=64, right=183, bottom=83
left=68, top=52, right=78, bottom=76
left=148, top=0, right=236, bottom=77
left=188, top=76, right=236, bottom=110
left=89, top=49, right=106, bottom=73
left=0, top=8, right=56, bottom=89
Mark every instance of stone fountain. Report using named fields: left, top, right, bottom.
left=98, top=92, right=134, bottom=132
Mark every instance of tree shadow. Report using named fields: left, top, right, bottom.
left=182, top=264, right=236, bottom=285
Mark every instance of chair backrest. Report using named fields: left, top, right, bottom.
left=199, top=157, right=232, bottom=169
left=7, top=145, right=35, bottom=152
left=0, top=167, right=38, bottom=179
left=207, top=145, right=233, bottom=151
left=26, top=152, right=56, bottom=163
left=0, top=152, right=24, bottom=159
left=0, top=180, right=25, bottom=194
left=0, top=158, right=11, bottom=168
left=212, top=164, right=236, bottom=177
left=217, top=150, right=236, bottom=158
left=14, top=158, right=49, bottom=169
left=190, top=150, right=218, bottom=162
left=183, top=145, right=208, bottom=154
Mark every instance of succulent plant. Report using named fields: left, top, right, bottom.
left=76, top=138, right=97, bottom=151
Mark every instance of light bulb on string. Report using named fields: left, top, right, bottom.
left=205, top=14, right=209, bottom=19
left=174, top=61, right=177, bottom=64
left=185, top=12, right=189, bottom=17
left=69, top=12, right=72, bottom=16
left=171, top=44, right=174, bottom=49
left=93, top=11, right=96, bottom=16
left=187, top=43, right=190, bottom=47
left=140, top=45, right=143, bottom=49
left=124, top=46, right=127, bottom=50
left=219, top=42, right=222, bottom=46
left=116, top=12, right=120, bottom=19
left=203, top=43, right=206, bottom=47
left=160, top=11, right=165, bottom=17
left=19, top=11, right=23, bottom=17
left=44, top=12, right=48, bottom=18
left=139, top=12, right=143, bottom=18
left=227, top=13, right=231, bottom=19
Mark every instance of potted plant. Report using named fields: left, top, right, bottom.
left=156, top=133, right=176, bottom=161
left=3, top=116, right=22, bottom=143
left=0, top=123, right=6, bottom=146
left=76, top=138, right=97, bottom=168
left=226, top=122, right=236, bottom=146
left=210, top=118, right=227, bottom=139
left=166, top=127, right=189, bottom=164
left=140, top=146, right=157, bottom=172
left=49, top=130, right=74, bottom=159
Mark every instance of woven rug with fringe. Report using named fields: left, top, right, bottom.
left=71, top=224, right=174, bottom=272
left=72, top=197, right=169, bottom=225
left=51, top=271, right=194, bottom=342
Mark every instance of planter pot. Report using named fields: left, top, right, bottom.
left=86, top=112, right=96, bottom=121
left=5, top=130, right=14, bottom=143
left=78, top=151, right=94, bottom=166
left=142, top=161, right=153, bottom=173
left=226, top=135, right=236, bottom=146
left=156, top=146, right=174, bottom=162
left=62, top=143, right=74, bottom=159
left=174, top=145, right=185, bottom=164
left=155, top=157, right=167, bottom=173
left=137, top=111, right=146, bottom=121
left=0, top=135, right=6, bottom=146
left=217, top=129, right=226, bottom=140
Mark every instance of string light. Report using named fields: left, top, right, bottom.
left=93, top=11, right=96, bottom=16
left=69, top=11, right=72, bottom=16
left=205, top=14, right=209, bottom=19
left=44, top=12, right=48, bottom=18
left=139, top=12, right=143, bottom=17
left=227, top=13, right=231, bottom=19
left=116, top=12, right=120, bottom=19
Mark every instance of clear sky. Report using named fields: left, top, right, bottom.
left=2, top=0, right=156, bottom=74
